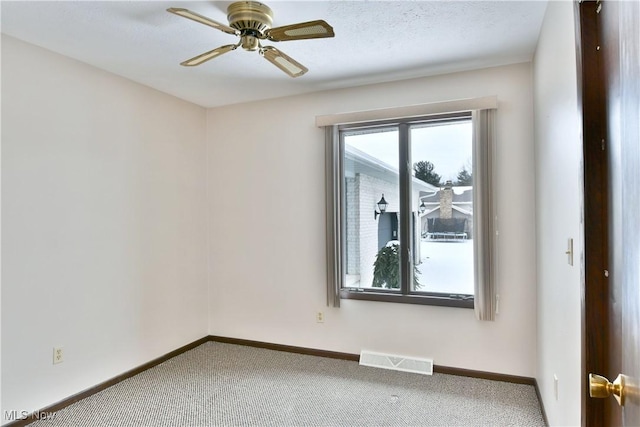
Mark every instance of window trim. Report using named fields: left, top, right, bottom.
left=340, top=288, right=474, bottom=308
left=316, top=96, right=497, bottom=127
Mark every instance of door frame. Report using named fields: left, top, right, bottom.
left=575, top=1, right=615, bottom=425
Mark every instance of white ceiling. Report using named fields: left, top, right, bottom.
left=1, top=1, right=548, bottom=108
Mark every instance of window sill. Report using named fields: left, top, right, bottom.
left=340, top=289, right=474, bottom=309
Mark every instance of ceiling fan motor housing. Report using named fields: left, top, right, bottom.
left=227, top=1, right=273, bottom=36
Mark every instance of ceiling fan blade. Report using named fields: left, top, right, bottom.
left=260, top=46, right=308, bottom=78
left=167, top=8, right=240, bottom=36
left=180, top=44, right=238, bottom=67
left=265, top=20, right=335, bottom=41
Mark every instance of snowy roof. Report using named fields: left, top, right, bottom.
left=420, top=186, right=473, bottom=203
left=345, top=145, right=439, bottom=192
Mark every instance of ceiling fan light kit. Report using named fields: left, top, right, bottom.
left=168, top=1, right=335, bottom=77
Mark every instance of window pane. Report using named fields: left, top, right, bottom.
left=343, top=128, right=401, bottom=290
left=411, top=121, right=474, bottom=295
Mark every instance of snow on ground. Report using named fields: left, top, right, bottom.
left=354, top=239, right=474, bottom=295
left=416, top=239, right=474, bottom=295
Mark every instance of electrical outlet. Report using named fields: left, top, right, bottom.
left=554, top=374, right=559, bottom=400
left=53, top=347, right=64, bottom=364
left=316, top=311, right=324, bottom=323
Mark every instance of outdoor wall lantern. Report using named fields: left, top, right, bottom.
left=419, top=201, right=426, bottom=214
left=374, top=194, right=388, bottom=219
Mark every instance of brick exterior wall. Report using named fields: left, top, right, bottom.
left=345, top=177, right=359, bottom=275
left=357, top=174, right=398, bottom=287
left=345, top=173, right=425, bottom=287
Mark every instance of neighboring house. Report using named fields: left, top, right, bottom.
left=344, top=144, right=439, bottom=287
left=419, top=181, right=473, bottom=239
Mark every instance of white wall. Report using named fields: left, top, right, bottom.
left=207, top=63, right=537, bottom=377
left=533, top=2, right=582, bottom=425
left=1, top=35, right=208, bottom=421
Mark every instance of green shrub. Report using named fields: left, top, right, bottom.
left=372, top=243, right=420, bottom=289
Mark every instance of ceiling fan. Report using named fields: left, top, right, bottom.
left=167, top=1, right=335, bottom=78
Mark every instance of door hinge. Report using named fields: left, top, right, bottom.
left=596, top=0, right=602, bottom=14
left=602, top=139, right=606, bottom=151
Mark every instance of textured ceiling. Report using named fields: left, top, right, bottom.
left=1, top=1, right=548, bottom=108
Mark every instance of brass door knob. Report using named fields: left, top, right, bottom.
left=589, top=373, right=627, bottom=406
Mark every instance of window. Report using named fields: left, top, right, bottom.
left=324, top=105, right=497, bottom=318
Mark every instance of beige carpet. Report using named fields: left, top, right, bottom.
left=30, top=342, right=545, bottom=426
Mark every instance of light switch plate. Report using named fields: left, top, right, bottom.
left=566, top=238, right=574, bottom=266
